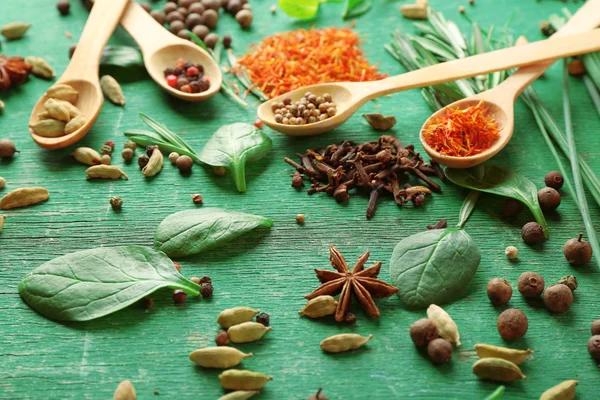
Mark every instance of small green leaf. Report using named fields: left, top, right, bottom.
left=154, top=208, right=273, bottom=258
left=198, top=123, right=272, bottom=193
left=342, top=0, right=371, bottom=19
left=278, top=0, right=320, bottom=20
left=18, top=246, right=199, bottom=322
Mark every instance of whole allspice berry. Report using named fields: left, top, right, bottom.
left=295, top=214, right=305, bottom=224
left=307, top=389, right=328, bottom=400
left=543, top=284, right=573, bottom=313
left=235, top=9, right=253, bottom=29
left=215, top=330, right=229, bottom=346
left=168, top=152, right=180, bottom=165
left=538, top=187, right=561, bottom=211
left=110, top=196, right=123, bottom=211
left=200, top=282, right=213, bottom=297
left=409, top=318, right=439, bottom=347
left=138, top=154, right=150, bottom=169
left=557, top=275, right=578, bottom=292
left=256, top=312, right=270, bottom=326
left=192, top=194, right=203, bottom=205
left=57, top=0, right=71, bottom=15
left=563, top=233, right=592, bottom=265
left=0, top=139, right=19, bottom=159
left=344, top=312, right=357, bottom=325
left=521, top=222, right=545, bottom=245
left=121, top=148, right=134, bottom=162
left=497, top=308, right=528, bottom=340
left=587, top=335, right=600, bottom=361
left=501, top=198, right=524, bottom=217
left=176, top=155, right=193, bottom=173
left=517, top=272, right=545, bottom=298
left=487, top=278, right=513, bottom=306
left=544, top=171, right=564, bottom=190
left=591, top=320, right=600, bottom=336
left=427, top=338, right=453, bottom=365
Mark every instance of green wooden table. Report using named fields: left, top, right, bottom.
left=2, top=0, right=599, bottom=398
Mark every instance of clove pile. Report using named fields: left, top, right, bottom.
left=285, top=135, right=445, bottom=219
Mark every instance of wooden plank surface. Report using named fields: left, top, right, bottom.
left=1, top=0, right=599, bottom=399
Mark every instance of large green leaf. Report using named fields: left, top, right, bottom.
left=446, top=164, right=549, bottom=238
left=389, top=228, right=480, bottom=309
left=154, top=208, right=273, bottom=258
left=342, top=0, right=371, bottom=19
left=278, top=0, right=320, bottom=20
left=18, top=246, right=198, bottom=322
left=198, top=123, right=272, bottom=193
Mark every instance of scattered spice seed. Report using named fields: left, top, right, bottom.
left=253, top=119, right=263, bottom=129
left=521, top=222, right=545, bottom=245
left=173, top=262, right=181, bottom=272
left=138, top=154, right=149, bottom=169
left=539, top=21, right=555, bottom=37
left=190, top=276, right=201, bottom=284
left=344, top=312, right=357, bottom=325
left=255, top=312, right=270, bottom=326
left=0, top=215, right=6, bottom=233
left=173, top=289, right=187, bottom=303
left=233, top=28, right=386, bottom=98
left=538, top=187, right=561, bottom=211
left=589, top=336, right=600, bottom=362
left=591, top=320, right=600, bottom=336
left=110, top=196, right=123, bottom=211
left=487, top=278, right=512, bottom=306
left=568, top=59, right=586, bottom=76
left=121, top=148, right=134, bottom=162
left=505, top=246, right=518, bottom=260
left=270, top=5, right=276, bottom=14
left=0, top=177, right=5, bottom=189
left=426, top=219, right=447, bottom=230
left=100, top=154, right=111, bottom=165
left=168, top=152, right=180, bottom=164
left=295, top=214, right=305, bottom=224
left=458, top=5, right=465, bottom=13
left=199, top=276, right=212, bottom=284
left=517, top=272, right=544, bottom=298
left=176, top=155, right=194, bottom=173
left=497, top=309, right=528, bottom=340
left=192, top=193, right=203, bottom=204
left=422, top=101, right=500, bottom=157
left=409, top=318, right=439, bottom=347
left=124, top=140, right=137, bottom=151
left=427, top=338, right=453, bottom=365
left=213, top=166, right=227, bottom=176
left=563, top=233, right=592, bottom=265
left=543, top=284, right=573, bottom=313
left=57, top=0, right=71, bottom=15
left=215, top=330, right=229, bottom=346
left=0, top=139, right=18, bottom=159
left=200, top=283, right=213, bottom=297
left=142, top=296, right=153, bottom=310
left=544, top=171, right=564, bottom=190
left=501, top=198, right=523, bottom=217
left=557, top=275, right=578, bottom=292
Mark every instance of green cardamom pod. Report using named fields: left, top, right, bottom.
left=45, top=84, right=79, bottom=104
left=540, top=380, right=577, bottom=400
left=299, top=295, right=337, bottom=318
left=227, top=321, right=272, bottom=343
left=1, top=22, right=31, bottom=40
left=475, top=344, right=533, bottom=365
left=0, top=215, right=6, bottom=232
left=472, top=357, right=526, bottom=382
left=100, top=75, right=126, bottom=106
left=30, top=119, right=66, bottom=138
left=217, top=307, right=259, bottom=328
left=142, top=147, right=163, bottom=177
left=65, top=115, right=86, bottom=135
left=44, top=98, right=71, bottom=122
left=217, top=390, right=260, bottom=400
left=85, top=165, right=128, bottom=180
left=189, top=347, right=253, bottom=368
left=25, top=56, right=55, bottom=79
left=218, top=370, right=273, bottom=391
left=320, top=333, right=372, bottom=353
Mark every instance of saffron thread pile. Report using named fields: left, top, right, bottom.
left=233, top=27, right=387, bottom=99
left=422, top=101, right=501, bottom=157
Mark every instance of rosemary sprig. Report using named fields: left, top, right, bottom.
left=561, top=60, right=600, bottom=266
left=226, top=49, right=269, bottom=102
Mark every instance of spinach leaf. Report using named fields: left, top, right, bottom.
left=100, top=46, right=146, bottom=82
left=18, top=246, right=199, bottom=322
left=389, top=228, right=481, bottom=309
left=198, top=123, right=272, bottom=193
left=154, top=208, right=273, bottom=258
left=342, top=0, right=372, bottom=19
left=446, top=164, right=549, bottom=238
left=278, top=0, right=321, bottom=20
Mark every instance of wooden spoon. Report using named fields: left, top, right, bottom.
left=120, top=1, right=222, bottom=102
left=421, top=0, right=600, bottom=168
left=258, top=29, right=600, bottom=138
left=29, top=0, right=130, bottom=150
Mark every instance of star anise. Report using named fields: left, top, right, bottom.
left=305, top=245, right=399, bottom=322
left=0, top=55, right=32, bottom=91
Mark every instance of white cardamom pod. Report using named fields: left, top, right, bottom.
left=427, top=304, right=461, bottom=346
left=55, top=99, right=81, bottom=118
left=25, top=56, right=55, bottom=79
left=142, top=147, right=163, bottom=177
left=100, top=75, right=126, bottom=106
left=71, top=147, right=101, bottom=165
left=189, top=347, right=253, bottom=368
left=30, top=119, right=66, bottom=137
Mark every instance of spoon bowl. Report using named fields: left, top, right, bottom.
left=145, top=42, right=222, bottom=102
left=420, top=97, right=513, bottom=169
left=30, top=80, right=103, bottom=149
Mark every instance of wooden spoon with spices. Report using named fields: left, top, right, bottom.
left=258, top=27, right=600, bottom=139
left=119, top=1, right=222, bottom=102
left=420, top=0, right=600, bottom=168
left=29, top=0, right=130, bottom=150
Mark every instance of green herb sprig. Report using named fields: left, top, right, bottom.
left=277, top=0, right=370, bottom=20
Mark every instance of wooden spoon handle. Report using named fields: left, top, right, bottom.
left=62, top=0, right=130, bottom=82
left=493, top=0, right=600, bottom=99
left=363, top=29, right=600, bottom=99
left=121, top=1, right=179, bottom=55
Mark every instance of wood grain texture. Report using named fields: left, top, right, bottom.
left=1, top=0, right=599, bottom=399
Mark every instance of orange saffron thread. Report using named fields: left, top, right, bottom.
left=232, top=27, right=387, bottom=99
left=422, top=101, right=501, bottom=157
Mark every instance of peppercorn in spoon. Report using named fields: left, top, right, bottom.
left=29, top=0, right=130, bottom=149
left=420, top=0, right=600, bottom=168
left=258, top=25, right=600, bottom=140
left=119, top=1, right=222, bottom=102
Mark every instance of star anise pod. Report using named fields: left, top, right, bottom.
left=305, top=245, right=399, bottom=322
left=0, top=55, right=32, bottom=91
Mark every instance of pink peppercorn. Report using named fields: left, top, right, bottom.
left=104, top=140, right=115, bottom=148
left=166, top=74, right=178, bottom=88
left=186, top=66, right=200, bottom=76
left=254, top=119, right=263, bottom=129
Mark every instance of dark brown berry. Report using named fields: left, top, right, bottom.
left=192, top=24, right=209, bottom=40
left=538, top=187, right=561, bottom=211
left=557, top=275, right=578, bottom=292
left=200, top=283, right=213, bottom=298
left=199, top=276, right=212, bottom=284
left=223, top=34, right=232, bottom=48
left=592, top=320, right=600, bottom=336
left=497, top=308, right=528, bottom=340
left=176, top=155, right=194, bottom=173
left=517, top=272, right=545, bottom=298
left=172, top=289, right=187, bottom=303
left=521, top=222, right=545, bottom=245
left=427, top=338, right=453, bottom=365
left=344, top=312, right=356, bottom=325
left=487, top=278, right=512, bottom=306
left=185, top=12, right=204, bottom=29
left=307, top=389, right=328, bottom=400
left=227, top=0, right=242, bottom=14
left=543, top=284, right=573, bottom=313
left=215, top=330, right=229, bottom=346
left=501, top=198, right=524, bottom=217
left=166, top=11, right=185, bottom=23
left=256, top=312, right=270, bottom=326
left=150, top=10, right=166, bottom=25
left=57, top=0, right=70, bottom=15
left=138, top=154, right=149, bottom=168
left=587, top=335, right=600, bottom=361
left=140, top=2, right=152, bottom=12
left=545, top=171, right=564, bottom=190
left=0, top=139, right=18, bottom=159
left=164, top=2, right=178, bottom=14
left=409, top=318, right=438, bottom=347
left=564, top=233, right=592, bottom=265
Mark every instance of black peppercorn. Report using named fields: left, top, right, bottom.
left=497, top=308, right=528, bottom=340
left=57, top=0, right=70, bottom=15
left=215, top=330, right=229, bottom=346
left=543, top=284, right=573, bottom=313
left=501, top=197, right=524, bottom=217
left=591, top=320, right=600, bottom=336
left=138, top=154, right=150, bottom=169
left=256, top=312, right=270, bottom=326
left=223, top=34, right=232, bottom=48
left=588, top=335, right=600, bottom=361
left=538, top=187, right=561, bottom=211
left=521, top=222, right=545, bottom=245
left=544, top=171, right=564, bottom=190
left=409, top=318, right=438, bottom=347
left=199, top=276, right=211, bottom=284
left=487, top=278, right=512, bottom=306
left=172, top=289, right=187, bottom=304
left=517, top=272, right=545, bottom=298
left=427, top=338, right=453, bottom=365
left=200, top=283, right=213, bottom=298
left=563, top=233, right=592, bottom=265
left=345, top=312, right=357, bottom=325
